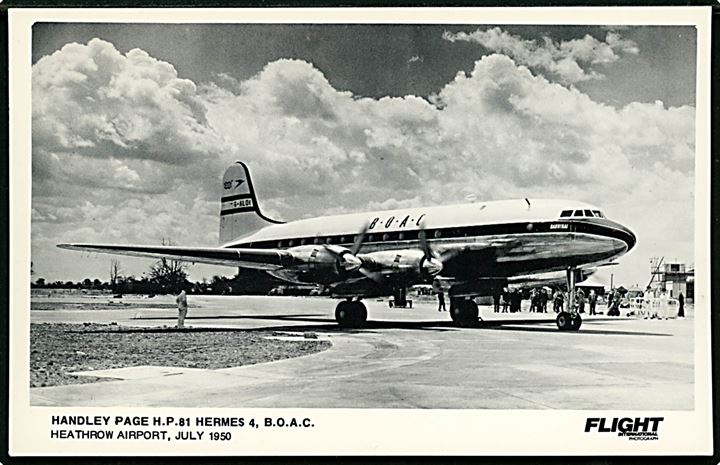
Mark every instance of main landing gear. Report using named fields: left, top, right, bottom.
left=335, top=298, right=367, bottom=328
left=556, top=267, right=582, bottom=331
left=450, top=297, right=479, bottom=327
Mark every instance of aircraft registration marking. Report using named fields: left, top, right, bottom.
left=550, top=223, right=569, bottom=230
left=224, top=198, right=254, bottom=209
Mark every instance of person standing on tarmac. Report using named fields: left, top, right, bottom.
left=437, top=290, right=447, bottom=312
left=576, top=288, right=586, bottom=313
left=588, top=289, right=598, bottom=315
left=553, top=289, right=564, bottom=313
left=175, top=289, right=188, bottom=328
left=540, top=288, right=548, bottom=313
left=492, top=292, right=501, bottom=313
left=510, top=289, right=522, bottom=313
left=678, top=292, right=685, bottom=318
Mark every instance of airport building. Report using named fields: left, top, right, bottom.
left=648, top=258, right=694, bottom=302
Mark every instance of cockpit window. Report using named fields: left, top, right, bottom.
left=561, top=209, right=605, bottom=218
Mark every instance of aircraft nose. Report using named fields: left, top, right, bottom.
left=615, top=222, right=636, bottom=252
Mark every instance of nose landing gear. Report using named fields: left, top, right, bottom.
left=556, top=267, right=582, bottom=331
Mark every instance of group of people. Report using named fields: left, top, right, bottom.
left=489, top=287, right=601, bottom=314
left=493, top=289, right=524, bottom=313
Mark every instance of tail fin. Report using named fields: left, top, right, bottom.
left=219, top=162, right=283, bottom=245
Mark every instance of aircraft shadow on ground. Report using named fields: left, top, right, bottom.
left=80, top=315, right=667, bottom=336
left=79, top=320, right=458, bottom=334
left=484, top=324, right=671, bottom=337
left=132, top=314, right=325, bottom=321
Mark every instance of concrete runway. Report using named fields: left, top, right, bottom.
left=30, top=295, right=694, bottom=409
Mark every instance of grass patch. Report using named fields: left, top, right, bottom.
left=31, top=323, right=330, bottom=388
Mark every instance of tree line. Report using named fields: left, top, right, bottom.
left=32, top=243, right=295, bottom=295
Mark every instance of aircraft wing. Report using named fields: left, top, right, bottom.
left=56, top=243, right=292, bottom=270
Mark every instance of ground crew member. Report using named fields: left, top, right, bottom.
left=576, top=288, right=586, bottom=313
left=678, top=292, right=685, bottom=318
left=176, top=289, right=188, bottom=328
left=492, top=292, right=501, bottom=313
left=510, top=289, right=522, bottom=313
left=540, top=288, right=548, bottom=313
left=553, top=289, right=564, bottom=313
left=437, top=290, right=446, bottom=312
left=588, top=289, right=598, bottom=315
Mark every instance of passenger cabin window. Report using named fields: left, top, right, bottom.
left=560, top=210, right=573, bottom=217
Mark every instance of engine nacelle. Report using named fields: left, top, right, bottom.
left=287, top=245, right=341, bottom=270
left=360, top=250, right=443, bottom=279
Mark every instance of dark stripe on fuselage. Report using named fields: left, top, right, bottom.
left=229, top=219, right=636, bottom=251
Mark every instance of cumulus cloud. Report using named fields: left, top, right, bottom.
left=442, top=27, right=639, bottom=84
left=32, top=39, right=694, bottom=285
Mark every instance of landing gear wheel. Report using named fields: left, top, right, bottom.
left=556, top=311, right=571, bottom=331
left=450, top=299, right=479, bottom=327
left=335, top=301, right=367, bottom=328
left=569, top=313, right=582, bottom=331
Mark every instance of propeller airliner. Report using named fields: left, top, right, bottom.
left=59, top=161, right=636, bottom=330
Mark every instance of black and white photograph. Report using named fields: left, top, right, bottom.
left=8, top=6, right=712, bottom=456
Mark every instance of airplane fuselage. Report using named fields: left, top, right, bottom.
left=224, top=198, right=636, bottom=291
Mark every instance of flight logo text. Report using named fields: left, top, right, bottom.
left=585, top=417, right=663, bottom=441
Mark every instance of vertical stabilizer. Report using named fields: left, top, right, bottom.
left=219, top=162, right=283, bottom=245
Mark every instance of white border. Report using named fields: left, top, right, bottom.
left=8, top=7, right=713, bottom=456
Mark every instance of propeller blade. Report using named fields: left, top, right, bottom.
left=323, top=244, right=362, bottom=272
left=417, top=222, right=434, bottom=259
left=421, top=256, right=443, bottom=276
left=351, top=222, right=370, bottom=255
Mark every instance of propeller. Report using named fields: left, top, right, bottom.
left=322, top=222, right=384, bottom=281
left=323, top=244, right=363, bottom=272
left=324, top=221, right=464, bottom=282
left=351, top=222, right=369, bottom=255
left=417, top=221, right=446, bottom=277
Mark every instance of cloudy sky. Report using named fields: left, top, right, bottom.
left=31, top=23, right=697, bottom=286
